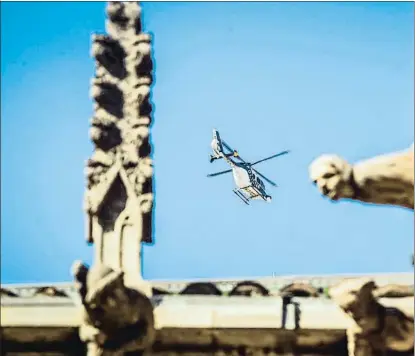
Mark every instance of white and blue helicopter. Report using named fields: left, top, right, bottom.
left=207, top=129, right=290, bottom=205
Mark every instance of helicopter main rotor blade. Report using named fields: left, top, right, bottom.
left=251, top=150, right=290, bottom=166
left=222, top=140, right=246, bottom=162
left=221, top=140, right=234, bottom=153
left=253, top=168, right=278, bottom=187
left=207, top=169, right=233, bottom=178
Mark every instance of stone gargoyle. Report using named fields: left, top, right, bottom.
left=309, top=143, right=414, bottom=210
left=329, top=278, right=414, bottom=356
left=72, top=261, right=155, bottom=356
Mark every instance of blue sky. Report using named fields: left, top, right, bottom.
left=1, top=2, right=413, bottom=284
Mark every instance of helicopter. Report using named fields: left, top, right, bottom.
left=207, top=129, right=290, bottom=205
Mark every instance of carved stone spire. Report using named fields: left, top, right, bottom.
left=84, top=0, right=154, bottom=272
left=72, top=2, right=155, bottom=355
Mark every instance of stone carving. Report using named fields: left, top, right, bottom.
left=0, top=288, right=18, bottom=297
left=310, top=143, right=414, bottom=353
left=33, top=286, right=68, bottom=297
left=152, top=287, right=171, bottom=296
left=279, top=282, right=320, bottom=297
left=84, top=0, right=154, bottom=250
left=72, top=261, right=155, bottom=356
left=329, top=278, right=414, bottom=356
left=179, top=282, right=223, bottom=296
left=373, top=284, right=414, bottom=299
left=73, top=2, right=155, bottom=355
left=229, top=281, right=270, bottom=296
left=309, top=143, right=414, bottom=210
left=83, top=0, right=154, bottom=282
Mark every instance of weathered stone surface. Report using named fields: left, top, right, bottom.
left=309, top=143, right=414, bottom=210
left=1, top=326, right=348, bottom=356
left=84, top=1, right=154, bottom=251
left=72, top=261, right=155, bottom=355
left=179, top=282, right=222, bottom=296
left=72, top=2, right=156, bottom=354
left=2, top=277, right=413, bottom=355
left=87, top=0, right=154, bottom=269
left=2, top=273, right=413, bottom=300
left=329, top=278, right=414, bottom=356
left=373, top=284, right=414, bottom=299
left=228, top=281, right=270, bottom=296
left=309, top=143, right=414, bottom=353
left=279, top=283, right=320, bottom=297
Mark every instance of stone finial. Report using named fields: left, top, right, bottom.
left=74, top=2, right=155, bottom=354
left=309, top=144, right=414, bottom=210
left=85, top=1, right=154, bottom=249
left=83, top=0, right=154, bottom=275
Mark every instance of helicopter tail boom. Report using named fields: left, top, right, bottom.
left=210, top=129, right=239, bottom=163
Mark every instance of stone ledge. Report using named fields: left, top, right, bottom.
left=1, top=327, right=347, bottom=355
left=2, top=272, right=413, bottom=297
left=2, top=295, right=413, bottom=329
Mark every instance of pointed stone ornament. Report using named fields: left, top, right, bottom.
left=73, top=2, right=155, bottom=355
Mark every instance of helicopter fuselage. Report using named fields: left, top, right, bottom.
left=232, top=164, right=269, bottom=201
left=207, top=129, right=284, bottom=204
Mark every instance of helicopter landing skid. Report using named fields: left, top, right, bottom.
left=233, top=189, right=250, bottom=205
